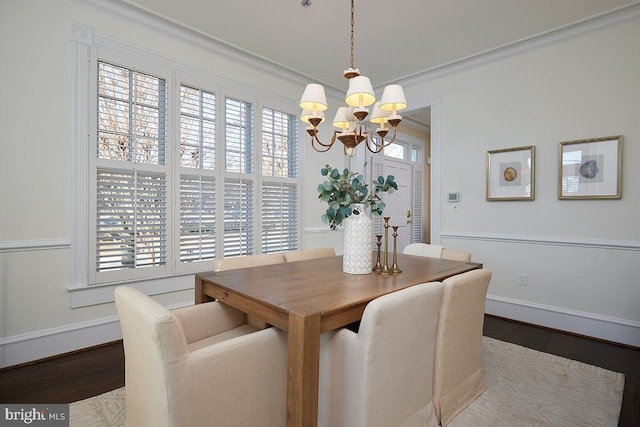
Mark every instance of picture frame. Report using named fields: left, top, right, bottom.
left=486, top=146, right=535, bottom=201
left=558, top=135, right=623, bottom=199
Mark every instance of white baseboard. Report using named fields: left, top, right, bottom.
left=0, top=302, right=190, bottom=369
left=486, top=295, right=640, bottom=348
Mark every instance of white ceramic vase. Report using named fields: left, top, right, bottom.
left=342, top=204, right=373, bottom=274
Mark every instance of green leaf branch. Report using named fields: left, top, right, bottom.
left=317, top=164, right=397, bottom=230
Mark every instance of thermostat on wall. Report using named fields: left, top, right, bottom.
left=447, top=192, right=460, bottom=202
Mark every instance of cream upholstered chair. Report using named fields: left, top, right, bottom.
left=432, top=269, right=492, bottom=426
left=403, top=243, right=472, bottom=262
left=318, top=282, right=444, bottom=427
left=212, top=252, right=284, bottom=271
left=441, top=248, right=472, bottom=262
left=283, top=247, right=335, bottom=262
left=115, top=286, right=287, bottom=427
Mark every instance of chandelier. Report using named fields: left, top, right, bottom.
left=299, top=0, right=408, bottom=157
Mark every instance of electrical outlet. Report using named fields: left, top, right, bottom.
left=517, top=273, right=528, bottom=286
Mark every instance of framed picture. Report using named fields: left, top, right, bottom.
left=558, top=136, right=623, bottom=199
left=486, top=146, right=535, bottom=201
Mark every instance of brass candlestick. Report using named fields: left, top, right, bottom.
left=391, top=226, right=402, bottom=273
left=381, top=217, right=392, bottom=274
left=374, top=234, right=383, bottom=272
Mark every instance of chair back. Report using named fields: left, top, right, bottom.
left=441, top=248, right=472, bottom=262
left=213, top=252, right=284, bottom=271
left=283, top=247, right=335, bottom=262
left=404, top=243, right=472, bottom=262
left=115, top=286, right=188, bottom=427
left=403, top=243, right=443, bottom=258
left=319, top=282, right=443, bottom=427
left=433, top=268, right=492, bottom=425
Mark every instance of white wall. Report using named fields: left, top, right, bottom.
left=405, top=17, right=640, bottom=346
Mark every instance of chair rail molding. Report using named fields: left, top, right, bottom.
left=0, top=239, right=71, bottom=253
left=440, top=230, right=640, bottom=251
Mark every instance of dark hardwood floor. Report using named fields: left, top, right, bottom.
left=1, top=315, right=638, bottom=426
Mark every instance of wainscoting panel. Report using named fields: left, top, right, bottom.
left=441, top=231, right=640, bottom=347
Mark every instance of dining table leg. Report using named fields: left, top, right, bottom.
left=286, top=309, right=321, bottom=427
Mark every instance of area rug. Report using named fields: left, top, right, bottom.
left=69, top=337, right=624, bottom=426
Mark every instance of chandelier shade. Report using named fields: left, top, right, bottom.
left=299, top=0, right=408, bottom=157
left=345, top=75, right=376, bottom=108
left=299, top=83, right=328, bottom=112
left=379, top=84, right=408, bottom=113
left=332, top=107, right=354, bottom=130
left=369, top=102, right=391, bottom=126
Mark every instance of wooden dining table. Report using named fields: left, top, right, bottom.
left=195, top=253, right=482, bottom=427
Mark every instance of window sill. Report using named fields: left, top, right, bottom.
left=68, top=273, right=196, bottom=308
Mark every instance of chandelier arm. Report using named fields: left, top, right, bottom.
left=365, top=126, right=398, bottom=153
left=310, top=131, right=338, bottom=152
left=311, top=136, right=333, bottom=153
left=364, top=134, right=385, bottom=154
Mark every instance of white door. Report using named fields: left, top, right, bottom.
left=371, top=157, right=415, bottom=253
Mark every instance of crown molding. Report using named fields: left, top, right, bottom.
left=72, top=0, right=314, bottom=88
left=390, top=1, right=640, bottom=88
left=73, top=0, right=640, bottom=100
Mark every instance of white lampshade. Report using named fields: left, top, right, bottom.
left=345, top=76, right=376, bottom=108
left=378, top=84, right=407, bottom=112
left=369, top=102, right=391, bottom=125
left=332, top=107, right=354, bottom=130
left=301, top=109, right=325, bottom=124
left=299, top=83, right=328, bottom=112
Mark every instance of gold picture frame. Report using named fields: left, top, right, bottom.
left=486, top=146, right=535, bottom=201
left=558, top=136, right=623, bottom=200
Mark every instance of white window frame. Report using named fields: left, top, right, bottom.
left=70, top=25, right=302, bottom=304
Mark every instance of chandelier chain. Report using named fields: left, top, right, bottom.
left=350, top=0, right=355, bottom=69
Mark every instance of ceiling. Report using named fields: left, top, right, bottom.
left=121, top=0, right=636, bottom=127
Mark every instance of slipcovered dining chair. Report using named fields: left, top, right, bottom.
left=212, top=252, right=284, bottom=271
left=115, top=286, right=287, bottom=427
left=283, top=247, right=336, bottom=262
left=318, top=282, right=444, bottom=427
left=432, top=269, right=492, bottom=426
left=403, top=243, right=472, bottom=262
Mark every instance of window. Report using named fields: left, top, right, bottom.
left=84, top=49, right=301, bottom=287
left=95, top=62, right=168, bottom=279
left=261, top=108, right=299, bottom=253
left=179, top=85, right=217, bottom=263
left=384, top=142, right=405, bottom=160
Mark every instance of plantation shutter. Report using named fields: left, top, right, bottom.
left=261, top=107, right=299, bottom=253
left=223, top=178, right=255, bottom=257
left=180, top=175, right=216, bottom=262
left=262, top=182, right=298, bottom=252
left=225, top=97, right=254, bottom=174
left=179, top=85, right=217, bottom=263
left=96, top=169, right=167, bottom=271
left=412, top=167, right=423, bottom=243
